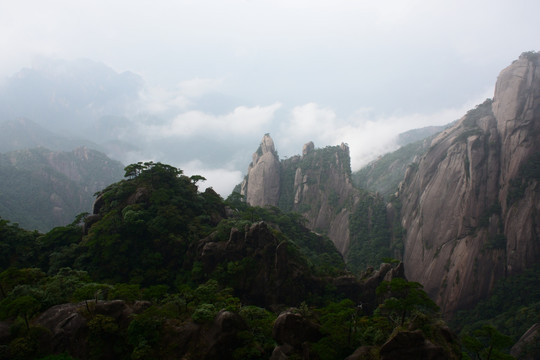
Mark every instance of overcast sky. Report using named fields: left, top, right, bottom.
left=1, top=0, right=539, bottom=195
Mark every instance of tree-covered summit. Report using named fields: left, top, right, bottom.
left=0, top=162, right=461, bottom=359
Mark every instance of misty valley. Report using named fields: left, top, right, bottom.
left=1, top=52, right=540, bottom=359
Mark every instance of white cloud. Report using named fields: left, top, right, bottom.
left=138, top=86, right=191, bottom=114
left=136, top=77, right=226, bottom=115
left=143, top=102, right=281, bottom=139
left=276, top=87, right=493, bottom=170
left=178, top=77, right=225, bottom=98
left=278, top=103, right=338, bottom=148
left=180, top=159, right=243, bottom=196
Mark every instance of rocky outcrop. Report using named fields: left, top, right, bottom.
left=33, top=300, right=150, bottom=359
left=344, top=346, right=377, bottom=360
left=193, top=221, right=328, bottom=307
left=193, top=310, right=248, bottom=360
left=399, top=52, right=540, bottom=315
left=240, top=135, right=360, bottom=256
left=270, top=311, right=323, bottom=360
left=511, top=322, right=540, bottom=359
left=240, top=134, right=281, bottom=207
left=286, top=142, right=358, bottom=254
left=28, top=301, right=247, bottom=360
left=378, top=330, right=448, bottom=360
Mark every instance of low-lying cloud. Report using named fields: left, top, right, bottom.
left=103, top=77, right=494, bottom=197
left=275, top=87, right=493, bottom=171
left=179, top=159, right=244, bottom=197
left=141, top=102, right=281, bottom=139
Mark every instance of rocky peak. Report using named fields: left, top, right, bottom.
left=302, top=141, right=314, bottom=156
left=241, top=134, right=281, bottom=207
left=261, top=133, right=277, bottom=153
left=239, top=136, right=364, bottom=257
left=493, top=53, right=540, bottom=211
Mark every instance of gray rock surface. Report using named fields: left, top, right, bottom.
left=241, top=134, right=281, bottom=207
left=399, top=52, right=540, bottom=315
left=241, top=136, right=359, bottom=256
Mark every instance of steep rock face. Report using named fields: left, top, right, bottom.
left=240, top=135, right=361, bottom=256
left=399, top=53, right=540, bottom=315
left=284, top=142, right=357, bottom=254
left=241, top=134, right=281, bottom=207
left=493, top=53, right=540, bottom=275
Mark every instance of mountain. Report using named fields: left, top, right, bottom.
left=352, top=137, right=433, bottom=198
left=0, top=162, right=461, bottom=360
left=352, top=125, right=450, bottom=199
left=238, top=135, right=396, bottom=274
left=0, top=147, right=124, bottom=231
left=240, top=136, right=357, bottom=255
left=0, top=58, right=143, bottom=140
left=239, top=52, right=540, bottom=323
left=0, top=118, right=101, bottom=153
left=396, top=125, right=449, bottom=147
left=398, top=51, right=540, bottom=315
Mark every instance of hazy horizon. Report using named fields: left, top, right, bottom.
left=1, top=1, right=539, bottom=195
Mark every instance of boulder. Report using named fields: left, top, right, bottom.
left=271, top=311, right=322, bottom=360
left=511, top=322, right=540, bottom=359
left=33, top=300, right=150, bottom=358
left=272, top=312, right=322, bottom=348
left=345, top=346, right=377, bottom=360
left=201, top=310, right=248, bottom=360
left=379, top=330, right=446, bottom=360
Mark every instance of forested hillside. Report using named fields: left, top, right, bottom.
left=0, top=162, right=461, bottom=360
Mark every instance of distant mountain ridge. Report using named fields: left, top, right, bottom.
left=352, top=138, right=433, bottom=198
left=396, top=125, right=449, bottom=146
left=0, top=147, right=124, bottom=231
left=0, top=58, right=142, bottom=138
left=0, top=118, right=101, bottom=153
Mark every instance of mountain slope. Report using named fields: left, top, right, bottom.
left=0, top=162, right=461, bottom=360
left=352, top=138, right=432, bottom=198
left=0, top=147, right=124, bottom=231
left=399, top=51, right=540, bottom=315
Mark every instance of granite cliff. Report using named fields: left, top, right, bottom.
left=240, top=135, right=360, bottom=256
left=399, top=52, right=540, bottom=315
left=240, top=134, right=281, bottom=207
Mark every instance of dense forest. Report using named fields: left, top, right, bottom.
left=0, top=162, right=480, bottom=360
